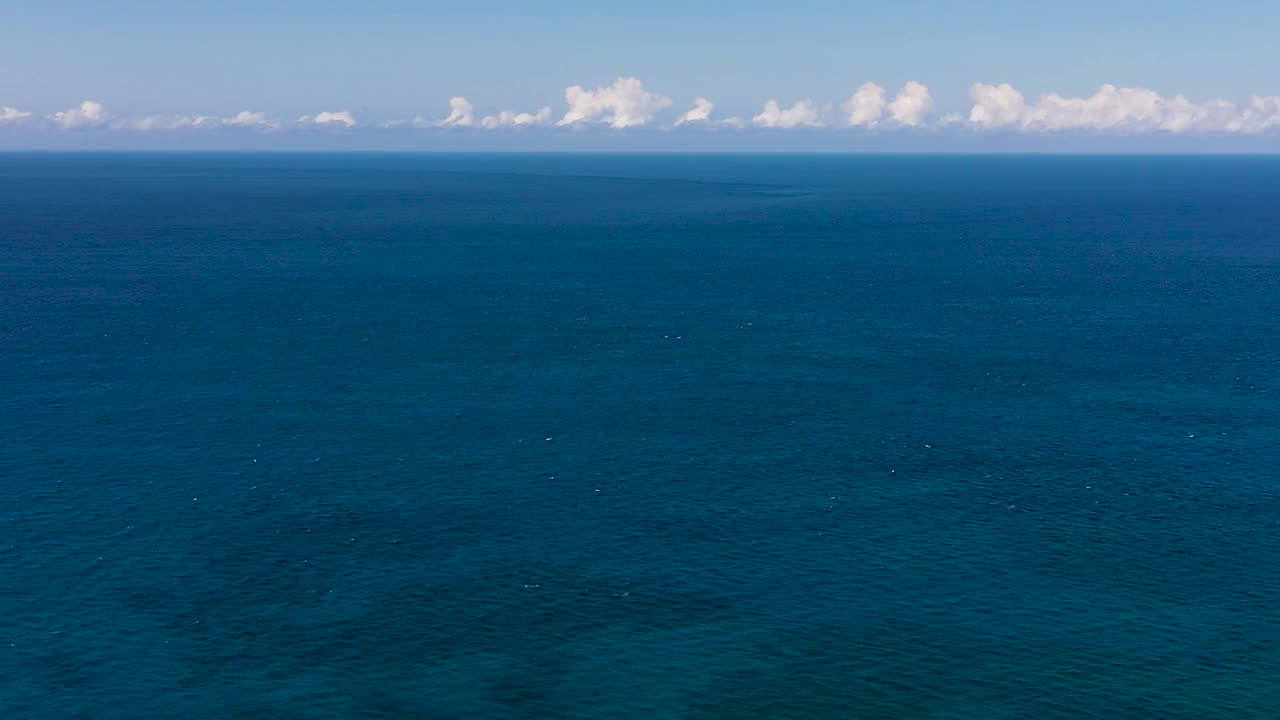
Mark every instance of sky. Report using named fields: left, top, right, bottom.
left=2, top=0, right=1280, bottom=150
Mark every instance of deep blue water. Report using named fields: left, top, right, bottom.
left=2, top=153, right=1278, bottom=719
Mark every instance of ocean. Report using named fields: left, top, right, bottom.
left=2, top=153, right=1278, bottom=718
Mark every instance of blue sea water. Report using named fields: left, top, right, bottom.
left=1, top=153, right=1278, bottom=719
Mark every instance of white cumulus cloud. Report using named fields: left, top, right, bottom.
left=887, top=81, right=934, bottom=126
left=967, top=83, right=1280, bottom=134
left=675, top=97, right=715, bottom=125
left=49, top=100, right=106, bottom=129
left=842, top=83, right=886, bottom=127
left=23, top=83, right=1280, bottom=138
left=298, top=111, right=356, bottom=128
left=126, top=111, right=277, bottom=131
left=224, top=111, right=275, bottom=128
left=753, top=99, right=822, bottom=128
left=128, top=115, right=218, bottom=130
left=1033, top=85, right=1164, bottom=130
left=391, top=100, right=550, bottom=129
left=559, top=77, right=672, bottom=129
left=1231, top=96, right=1280, bottom=133
left=968, top=83, right=1027, bottom=128
left=442, top=97, right=475, bottom=127
left=480, top=107, right=552, bottom=128
left=1, top=106, right=31, bottom=123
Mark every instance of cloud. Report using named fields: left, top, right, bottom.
left=298, top=111, right=356, bottom=127
left=128, top=115, right=219, bottom=130
left=675, top=97, right=715, bottom=125
left=224, top=111, right=275, bottom=128
left=1232, top=96, right=1280, bottom=133
left=842, top=83, right=886, bottom=127
left=887, top=81, right=934, bottom=126
left=21, top=83, right=1280, bottom=138
left=124, top=111, right=277, bottom=131
left=559, top=77, right=672, bottom=128
left=442, top=97, right=475, bottom=127
left=968, top=83, right=1027, bottom=128
left=1031, top=85, right=1165, bottom=131
left=393, top=98, right=550, bottom=129
left=673, top=98, right=746, bottom=127
left=967, top=83, right=1280, bottom=134
left=1, top=106, right=31, bottom=123
left=480, top=107, right=552, bottom=128
left=49, top=100, right=106, bottom=129
left=753, top=99, right=822, bottom=128
left=840, top=81, right=933, bottom=128
left=383, top=100, right=550, bottom=130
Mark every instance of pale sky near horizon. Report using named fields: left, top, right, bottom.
left=3, top=1, right=1280, bottom=147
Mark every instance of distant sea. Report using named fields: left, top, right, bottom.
left=2, top=153, right=1278, bottom=719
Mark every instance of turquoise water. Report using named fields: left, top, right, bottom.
left=2, top=154, right=1278, bottom=718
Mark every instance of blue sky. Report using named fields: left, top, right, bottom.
left=3, top=1, right=1280, bottom=148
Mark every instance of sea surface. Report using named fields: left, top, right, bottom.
left=2, top=153, right=1278, bottom=719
